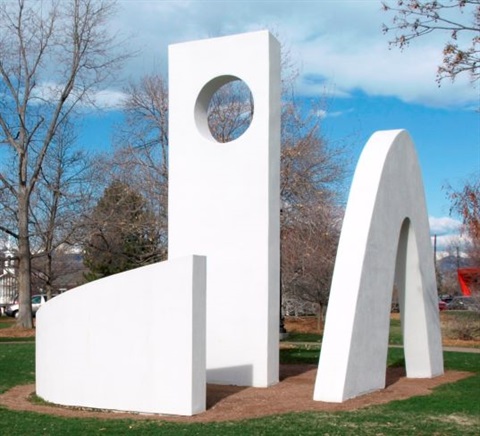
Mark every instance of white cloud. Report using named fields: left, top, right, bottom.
left=315, top=108, right=353, bottom=119
left=31, top=81, right=64, bottom=104
left=429, top=216, right=471, bottom=253
left=112, top=0, right=478, bottom=108
left=434, top=233, right=468, bottom=250
left=90, top=89, right=126, bottom=110
left=429, top=216, right=462, bottom=236
left=30, top=82, right=126, bottom=110
left=298, top=40, right=476, bottom=107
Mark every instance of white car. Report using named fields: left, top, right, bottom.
left=5, top=294, right=49, bottom=318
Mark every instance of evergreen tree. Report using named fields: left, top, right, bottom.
left=83, top=181, right=159, bottom=280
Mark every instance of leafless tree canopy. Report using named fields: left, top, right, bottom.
left=280, top=97, right=346, bottom=322
left=29, top=120, right=95, bottom=298
left=0, top=0, right=128, bottom=327
left=383, top=0, right=480, bottom=83
left=207, top=79, right=254, bottom=143
left=445, top=173, right=480, bottom=264
left=105, top=74, right=169, bottom=262
left=108, top=67, right=348, bottom=325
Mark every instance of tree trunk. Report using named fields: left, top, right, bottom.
left=45, top=251, right=53, bottom=300
left=316, top=303, right=324, bottom=333
left=16, top=191, right=33, bottom=329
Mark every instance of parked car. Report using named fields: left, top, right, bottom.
left=438, top=299, right=448, bottom=311
left=5, top=294, right=49, bottom=318
left=447, top=296, right=480, bottom=312
left=440, top=294, right=453, bottom=304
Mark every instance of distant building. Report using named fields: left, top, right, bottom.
left=0, top=245, right=18, bottom=313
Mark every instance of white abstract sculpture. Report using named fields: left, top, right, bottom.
left=37, top=31, right=440, bottom=414
left=36, top=255, right=206, bottom=416
left=168, top=31, right=281, bottom=387
left=314, top=129, right=444, bottom=402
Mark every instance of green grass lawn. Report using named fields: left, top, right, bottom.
left=0, top=317, right=15, bottom=329
left=284, top=312, right=480, bottom=347
left=0, top=342, right=478, bottom=435
left=0, top=344, right=35, bottom=394
left=284, top=317, right=404, bottom=345
left=0, top=336, right=35, bottom=343
left=389, top=317, right=403, bottom=345
left=283, top=331, right=322, bottom=343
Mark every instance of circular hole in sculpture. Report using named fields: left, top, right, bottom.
left=195, top=76, right=254, bottom=143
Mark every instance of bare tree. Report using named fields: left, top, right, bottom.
left=30, top=120, right=95, bottom=298
left=105, top=74, right=169, bottom=262
left=120, top=74, right=169, bottom=178
left=111, top=70, right=348, bottom=329
left=382, top=0, right=480, bottom=84
left=0, top=0, right=127, bottom=327
left=281, top=203, right=342, bottom=325
left=445, top=173, right=480, bottom=264
left=207, top=80, right=254, bottom=143
left=280, top=97, right=347, bottom=326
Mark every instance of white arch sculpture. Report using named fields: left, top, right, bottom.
left=314, top=129, right=444, bottom=402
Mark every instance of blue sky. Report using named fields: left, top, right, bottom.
left=80, top=0, right=479, bottom=253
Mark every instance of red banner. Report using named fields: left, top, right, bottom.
left=457, top=268, right=480, bottom=296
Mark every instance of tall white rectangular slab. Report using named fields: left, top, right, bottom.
left=36, top=255, right=206, bottom=416
left=168, top=31, right=281, bottom=387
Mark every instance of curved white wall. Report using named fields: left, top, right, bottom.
left=314, top=130, right=444, bottom=402
left=36, top=255, right=206, bottom=416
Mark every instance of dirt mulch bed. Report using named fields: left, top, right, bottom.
left=0, top=327, right=35, bottom=338
left=0, top=365, right=472, bottom=423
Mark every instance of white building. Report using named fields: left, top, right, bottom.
left=0, top=245, right=18, bottom=313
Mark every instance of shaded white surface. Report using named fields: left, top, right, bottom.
left=314, top=130, right=444, bottom=402
left=168, top=31, right=281, bottom=387
left=36, top=256, right=206, bottom=416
